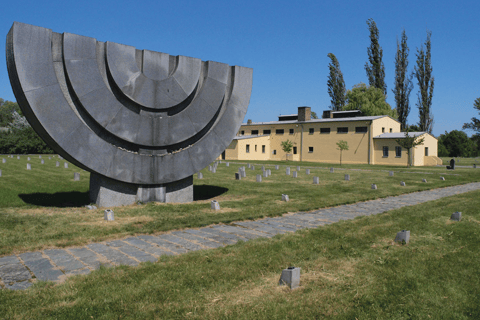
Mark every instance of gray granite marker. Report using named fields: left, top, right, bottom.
left=286, top=167, right=290, bottom=175
left=330, top=168, right=334, bottom=173
left=197, top=172, right=203, bottom=179
left=26, top=163, right=31, bottom=170
left=371, top=184, right=377, bottom=190
left=2, top=158, right=5, bottom=163
left=235, top=172, right=241, bottom=180
left=305, top=169, right=310, bottom=175
left=292, top=171, right=297, bottom=178
left=313, top=176, right=319, bottom=184
left=64, top=162, right=68, bottom=169
left=256, top=174, right=262, bottom=182
left=344, top=174, right=350, bottom=181
left=394, top=230, right=410, bottom=244
left=282, top=194, right=289, bottom=202
left=211, top=200, right=220, bottom=210
left=389, top=171, right=394, bottom=176
left=275, top=165, right=279, bottom=170
left=450, top=212, right=462, bottom=221
left=74, top=172, right=80, bottom=181
left=400, top=181, right=406, bottom=186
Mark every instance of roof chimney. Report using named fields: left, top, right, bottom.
left=298, top=106, right=311, bottom=122
left=247, top=119, right=252, bottom=125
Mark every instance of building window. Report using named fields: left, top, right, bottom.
left=276, top=129, right=284, bottom=134
left=289, top=128, right=294, bottom=134
left=383, top=146, right=389, bottom=157
left=251, top=130, right=258, bottom=135
left=382, top=127, right=385, bottom=133
left=241, top=130, right=244, bottom=135
left=273, top=150, right=276, bottom=155
left=390, top=128, right=393, bottom=133
left=293, top=147, right=297, bottom=155
left=309, top=128, right=314, bottom=134
left=355, top=126, right=367, bottom=133
left=395, top=146, right=401, bottom=157
left=255, top=145, right=257, bottom=152
left=320, top=128, right=330, bottom=134
left=262, top=145, right=265, bottom=153
left=309, top=147, right=314, bottom=153
left=337, top=127, right=348, bottom=133
left=263, top=129, right=271, bottom=135
left=425, top=147, right=429, bottom=156
left=246, top=144, right=250, bottom=153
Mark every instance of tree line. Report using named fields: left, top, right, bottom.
left=327, top=19, right=434, bottom=133
left=0, top=98, right=53, bottom=154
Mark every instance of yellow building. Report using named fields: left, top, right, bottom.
left=222, top=107, right=440, bottom=166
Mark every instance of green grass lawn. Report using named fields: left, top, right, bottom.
left=1, top=188, right=479, bottom=319
left=440, top=156, right=480, bottom=166
left=1, top=155, right=480, bottom=256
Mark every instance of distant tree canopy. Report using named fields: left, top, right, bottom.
left=311, top=111, right=318, bottom=119
left=437, top=130, right=477, bottom=157
left=342, top=83, right=397, bottom=118
left=462, top=97, right=480, bottom=134
left=0, top=98, right=53, bottom=154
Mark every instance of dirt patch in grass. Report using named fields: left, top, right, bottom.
left=74, top=215, right=155, bottom=227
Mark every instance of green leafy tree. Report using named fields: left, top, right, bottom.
left=336, top=140, right=349, bottom=165
left=365, top=18, right=387, bottom=97
left=280, top=139, right=294, bottom=161
left=437, top=130, right=477, bottom=157
left=414, top=30, right=434, bottom=133
left=0, top=99, right=22, bottom=127
left=311, top=111, right=318, bottom=119
left=395, top=130, right=425, bottom=167
left=462, top=97, right=480, bottom=134
left=393, top=29, right=414, bottom=131
left=342, top=83, right=397, bottom=118
left=327, top=53, right=346, bottom=111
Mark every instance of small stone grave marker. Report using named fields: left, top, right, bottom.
left=450, top=212, right=462, bottom=221
left=208, top=165, right=212, bottom=172
left=262, top=166, right=265, bottom=171
left=389, top=171, right=394, bottom=177
left=226, top=162, right=229, bottom=167
left=440, top=176, right=445, bottom=181
left=263, top=171, right=268, bottom=178
left=49, top=156, right=51, bottom=160
left=212, top=167, right=216, bottom=173
left=282, top=194, right=289, bottom=202
left=251, top=165, right=255, bottom=170
left=371, top=184, right=377, bottom=190
left=422, top=178, right=427, bottom=183
left=267, top=169, right=271, bottom=176
left=85, top=205, right=97, bottom=210
left=56, top=161, right=59, bottom=167
left=474, top=164, right=477, bottom=169
left=313, top=176, right=319, bottom=184
left=197, top=172, right=203, bottom=179
left=39, top=155, right=42, bottom=159
left=64, top=162, right=68, bottom=168
left=305, top=169, right=310, bottom=175
left=286, top=167, right=290, bottom=175
left=330, top=168, right=334, bottom=173
left=344, top=174, right=350, bottom=181
left=211, top=200, right=220, bottom=210
left=394, top=230, right=410, bottom=244
left=292, top=171, right=297, bottom=178
left=241, top=169, right=246, bottom=178
left=256, top=174, right=262, bottom=182
left=247, top=164, right=251, bottom=168
left=296, top=166, right=300, bottom=171
left=74, top=172, right=80, bottom=181
left=17, top=156, right=20, bottom=160
left=0, top=169, right=2, bottom=177
left=279, top=267, right=300, bottom=289
left=235, top=172, right=241, bottom=180
left=104, top=209, right=114, bottom=221
left=27, top=157, right=30, bottom=161
left=2, top=158, right=5, bottom=163
left=400, top=181, right=406, bottom=186
left=275, top=165, right=279, bottom=170
left=26, top=163, right=31, bottom=170
left=41, top=159, right=44, bottom=164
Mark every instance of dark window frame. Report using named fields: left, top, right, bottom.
left=263, top=129, right=271, bottom=135
left=337, top=127, right=348, bottom=134
left=395, top=146, right=402, bottom=157
left=293, top=147, right=297, bottom=155
left=309, top=128, right=314, bottom=134
left=251, top=130, right=259, bottom=135
left=308, top=147, right=314, bottom=153
left=355, top=126, right=368, bottom=133
left=262, top=145, right=265, bottom=153
left=276, top=129, right=285, bottom=135
left=383, top=146, right=389, bottom=157
left=320, top=128, right=330, bottom=134
left=246, top=144, right=250, bottom=153
left=289, top=128, right=294, bottom=134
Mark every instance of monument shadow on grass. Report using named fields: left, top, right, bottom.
left=193, top=185, right=228, bottom=201
left=19, top=191, right=90, bottom=208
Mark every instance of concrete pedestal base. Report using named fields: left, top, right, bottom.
left=90, top=173, right=193, bottom=207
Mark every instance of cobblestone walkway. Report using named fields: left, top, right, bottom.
left=2, top=182, right=480, bottom=290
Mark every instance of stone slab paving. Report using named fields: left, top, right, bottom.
left=2, top=182, right=480, bottom=290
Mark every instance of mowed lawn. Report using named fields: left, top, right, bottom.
left=1, top=155, right=480, bottom=256
left=0, top=182, right=479, bottom=318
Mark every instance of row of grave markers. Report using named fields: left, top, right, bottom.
left=199, top=162, right=448, bottom=187
left=0, top=155, right=81, bottom=181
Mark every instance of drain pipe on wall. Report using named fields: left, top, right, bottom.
left=300, top=124, right=304, bottom=162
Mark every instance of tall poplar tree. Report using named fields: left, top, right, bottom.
left=365, top=18, right=387, bottom=97
left=393, top=29, right=413, bottom=131
left=414, top=30, right=434, bottom=133
left=327, top=53, right=346, bottom=111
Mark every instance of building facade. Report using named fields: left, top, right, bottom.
left=222, top=107, right=440, bottom=166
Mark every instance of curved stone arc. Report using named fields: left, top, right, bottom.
left=7, top=22, right=252, bottom=185
left=106, top=41, right=201, bottom=110
left=63, top=33, right=228, bottom=147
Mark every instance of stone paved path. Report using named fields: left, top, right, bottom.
left=2, top=182, right=480, bottom=290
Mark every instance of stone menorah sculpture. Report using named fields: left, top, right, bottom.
left=6, top=22, right=252, bottom=207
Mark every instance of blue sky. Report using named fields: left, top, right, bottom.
left=1, top=0, right=479, bottom=137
